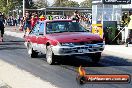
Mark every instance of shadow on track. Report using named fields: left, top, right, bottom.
left=0, top=41, right=26, bottom=50
left=0, top=42, right=24, bottom=45
left=35, top=54, right=132, bottom=68
left=0, top=46, right=26, bottom=50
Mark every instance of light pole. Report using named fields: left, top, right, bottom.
left=23, top=0, right=25, bottom=17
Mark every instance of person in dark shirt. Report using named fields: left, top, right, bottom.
left=23, top=12, right=31, bottom=36
left=0, top=20, right=4, bottom=42
left=71, top=10, right=80, bottom=22
left=0, top=12, right=4, bottom=41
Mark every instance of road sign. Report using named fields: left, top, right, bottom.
left=103, top=0, right=131, bottom=4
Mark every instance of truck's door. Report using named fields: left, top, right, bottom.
left=37, top=22, right=47, bottom=54
left=29, top=22, right=40, bottom=50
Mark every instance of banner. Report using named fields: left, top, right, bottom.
left=103, top=0, right=131, bottom=4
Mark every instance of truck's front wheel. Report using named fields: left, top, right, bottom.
left=46, top=45, right=56, bottom=65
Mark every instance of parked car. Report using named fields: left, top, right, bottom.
left=24, top=19, right=104, bottom=65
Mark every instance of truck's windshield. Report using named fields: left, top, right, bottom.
left=46, top=21, right=87, bottom=34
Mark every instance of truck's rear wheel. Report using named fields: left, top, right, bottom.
left=27, top=43, right=38, bottom=58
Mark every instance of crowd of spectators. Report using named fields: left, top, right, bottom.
left=0, top=10, right=92, bottom=41
left=6, top=16, right=18, bottom=26
left=2, top=11, right=92, bottom=32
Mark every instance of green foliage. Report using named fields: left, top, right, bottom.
left=25, top=0, right=35, bottom=9
left=61, top=1, right=79, bottom=7
left=80, top=0, right=92, bottom=8
left=53, top=0, right=80, bottom=7
left=53, top=0, right=70, bottom=7
left=34, top=0, right=49, bottom=8
left=0, top=0, right=22, bottom=15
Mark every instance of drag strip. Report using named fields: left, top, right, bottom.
left=0, top=35, right=132, bottom=88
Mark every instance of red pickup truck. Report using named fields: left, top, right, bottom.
left=24, top=19, right=104, bottom=65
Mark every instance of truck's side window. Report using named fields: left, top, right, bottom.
left=32, top=23, right=40, bottom=35
left=39, top=23, right=44, bottom=35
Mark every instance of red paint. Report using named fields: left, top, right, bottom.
left=46, top=32, right=102, bottom=43
left=25, top=20, right=103, bottom=46
left=25, top=32, right=102, bottom=46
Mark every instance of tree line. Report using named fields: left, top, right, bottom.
left=0, top=0, right=92, bottom=15
left=34, top=0, right=92, bottom=8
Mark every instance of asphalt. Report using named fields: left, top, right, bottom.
left=0, top=26, right=132, bottom=88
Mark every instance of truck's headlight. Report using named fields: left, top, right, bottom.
left=60, top=43, right=74, bottom=46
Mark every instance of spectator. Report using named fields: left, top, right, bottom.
left=0, top=18, right=4, bottom=42
left=31, top=13, right=38, bottom=29
left=23, top=12, right=31, bottom=36
left=126, top=13, right=132, bottom=46
left=17, top=15, right=21, bottom=25
left=0, top=12, right=4, bottom=42
left=0, top=12, right=4, bottom=23
left=71, top=10, right=80, bottom=22
left=13, top=17, right=17, bottom=26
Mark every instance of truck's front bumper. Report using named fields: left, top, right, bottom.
left=52, top=43, right=104, bottom=56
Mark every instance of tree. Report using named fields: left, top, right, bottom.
left=61, top=1, right=79, bottom=7
left=15, top=0, right=23, bottom=6
left=34, top=0, right=49, bottom=8
left=25, top=0, right=35, bottom=9
left=53, top=0, right=68, bottom=7
left=80, top=0, right=92, bottom=8
left=0, top=0, right=23, bottom=15
left=0, top=0, right=14, bottom=14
